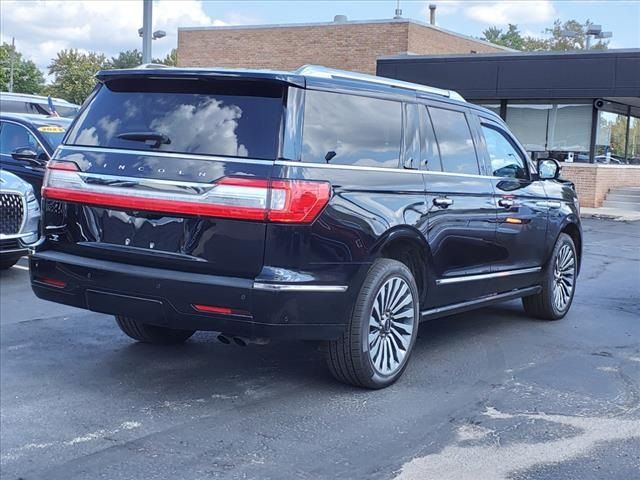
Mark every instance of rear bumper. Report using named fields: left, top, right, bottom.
left=30, top=250, right=360, bottom=340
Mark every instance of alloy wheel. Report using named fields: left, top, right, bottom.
left=368, top=276, right=415, bottom=376
left=552, top=243, right=576, bottom=312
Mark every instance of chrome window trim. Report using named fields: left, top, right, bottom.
left=253, top=282, right=348, bottom=292
left=274, top=160, right=499, bottom=180
left=77, top=171, right=217, bottom=190
left=58, top=145, right=275, bottom=165
left=435, top=267, right=542, bottom=285
left=0, top=119, right=50, bottom=158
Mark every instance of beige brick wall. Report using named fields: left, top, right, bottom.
left=177, top=21, right=504, bottom=75
left=561, top=164, right=640, bottom=208
left=407, top=23, right=503, bottom=55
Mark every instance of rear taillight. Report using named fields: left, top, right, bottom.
left=42, top=161, right=331, bottom=224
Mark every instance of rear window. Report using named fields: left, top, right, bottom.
left=66, top=78, right=285, bottom=160
left=301, top=90, right=401, bottom=168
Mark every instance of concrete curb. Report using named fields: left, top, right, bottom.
left=580, top=208, right=640, bottom=222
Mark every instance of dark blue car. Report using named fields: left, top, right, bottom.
left=0, top=113, right=73, bottom=196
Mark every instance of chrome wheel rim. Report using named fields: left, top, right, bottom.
left=552, top=244, right=575, bottom=312
left=368, top=277, right=415, bottom=376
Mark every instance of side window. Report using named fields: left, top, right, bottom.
left=428, top=107, right=479, bottom=175
left=0, top=100, right=29, bottom=114
left=420, top=106, right=441, bottom=171
left=0, top=123, right=45, bottom=157
left=481, top=124, right=528, bottom=179
left=403, top=103, right=420, bottom=169
left=302, top=90, right=402, bottom=168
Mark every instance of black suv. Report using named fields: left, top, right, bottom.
left=30, top=66, right=581, bottom=388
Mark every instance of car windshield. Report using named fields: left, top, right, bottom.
left=39, top=129, right=67, bottom=149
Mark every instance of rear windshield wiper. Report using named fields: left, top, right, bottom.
left=117, top=132, right=171, bottom=148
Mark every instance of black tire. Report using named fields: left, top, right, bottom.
left=523, top=233, right=577, bottom=320
left=326, top=258, right=420, bottom=389
left=115, top=315, right=195, bottom=345
left=0, top=256, right=20, bottom=270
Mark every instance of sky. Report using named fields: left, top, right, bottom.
left=1, top=0, right=639, bottom=75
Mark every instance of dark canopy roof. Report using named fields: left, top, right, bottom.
left=377, top=49, right=640, bottom=100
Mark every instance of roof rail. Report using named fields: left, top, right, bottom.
left=295, top=65, right=465, bottom=102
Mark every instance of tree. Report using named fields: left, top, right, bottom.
left=482, top=19, right=609, bottom=52
left=545, top=19, right=609, bottom=51
left=108, top=49, right=143, bottom=69
left=105, top=47, right=177, bottom=70
left=0, top=42, right=45, bottom=94
left=482, top=24, right=525, bottom=50
left=47, top=49, right=107, bottom=104
left=154, top=48, right=177, bottom=66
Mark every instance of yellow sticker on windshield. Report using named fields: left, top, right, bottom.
left=38, top=125, right=66, bottom=133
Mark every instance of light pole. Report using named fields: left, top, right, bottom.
left=561, top=24, right=612, bottom=50
left=585, top=25, right=612, bottom=49
left=8, top=37, right=15, bottom=93
left=139, top=0, right=166, bottom=64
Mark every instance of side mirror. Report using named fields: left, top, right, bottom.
left=538, top=158, right=560, bottom=180
left=11, top=147, right=44, bottom=165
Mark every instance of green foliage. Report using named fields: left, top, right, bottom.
left=46, top=47, right=178, bottom=103
left=105, top=47, right=177, bottom=70
left=482, top=24, right=526, bottom=50
left=482, top=19, right=610, bottom=52
left=0, top=42, right=45, bottom=94
left=108, top=49, right=143, bottom=69
left=544, top=19, right=609, bottom=51
left=154, top=48, right=177, bottom=67
left=47, top=49, right=107, bottom=104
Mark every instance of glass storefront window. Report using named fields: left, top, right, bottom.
left=626, top=115, right=640, bottom=165
left=505, top=102, right=592, bottom=162
left=505, top=103, right=549, bottom=152
left=477, top=103, right=501, bottom=118
left=595, top=110, right=628, bottom=164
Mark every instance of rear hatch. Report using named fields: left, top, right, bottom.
left=41, top=73, right=288, bottom=278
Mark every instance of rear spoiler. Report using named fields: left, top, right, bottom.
left=95, top=68, right=306, bottom=88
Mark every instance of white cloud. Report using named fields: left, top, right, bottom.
left=0, top=0, right=244, bottom=74
left=465, top=1, right=556, bottom=26
left=422, top=1, right=556, bottom=29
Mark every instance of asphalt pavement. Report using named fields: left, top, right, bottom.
left=1, top=218, right=639, bottom=480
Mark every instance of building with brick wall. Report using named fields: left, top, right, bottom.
left=177, top=17, right=507, bottom=75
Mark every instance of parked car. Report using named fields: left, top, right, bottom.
left=0, top=92, right=79, bottom=118
left=0, top=113, right=73, bottom=196
left=0, top=170, right=40, bottom=269
left=30, top=65, right=582, bottom=388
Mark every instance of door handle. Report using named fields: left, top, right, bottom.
left=498, top=198, right=514, bottom=208
left=433, top=197, right=454, bottom=208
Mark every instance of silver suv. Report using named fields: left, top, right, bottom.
left=0, top=170, right=41, bottom=269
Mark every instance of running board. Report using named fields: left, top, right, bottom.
left=421, top=286, right=542, bottom=321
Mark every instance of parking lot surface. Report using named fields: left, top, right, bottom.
left=1, top=218, right=639, bottom=480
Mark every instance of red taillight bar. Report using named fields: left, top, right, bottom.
left=42, top=164, right=331, bottom=224
left=41, top=187, right=267, bottom=221
left=47, top=160, right=80, bottom=171
left=192, top=304, right=252, bottom=317
left=36, top=277, right=67, bottom=288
